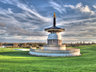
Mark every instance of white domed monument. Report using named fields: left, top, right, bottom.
left=29, top=13, right=81, bottom=57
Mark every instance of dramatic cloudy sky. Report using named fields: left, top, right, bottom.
left=0, top=0, right=96, bottom=43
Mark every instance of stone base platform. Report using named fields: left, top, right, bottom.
left=29, top=48, right=81, bottom=57
left=43, top=45, right=66, bottom=50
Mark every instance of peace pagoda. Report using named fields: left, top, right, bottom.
left=29, top=13, right=81, bottom=57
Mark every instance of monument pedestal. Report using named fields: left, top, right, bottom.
left=29, top=48, right=81, bottom=57
left=43, top=45, right=66, bottom=50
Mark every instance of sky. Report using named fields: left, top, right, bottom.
left=0, top=0, right=96, bottom=43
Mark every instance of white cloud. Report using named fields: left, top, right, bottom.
left=24, top=36, right=47, bottom=40
left=0, top=0, right=96, bottom=43
left=0, top=0, right=51, bottom=42
left=0, top=30, right=6, bottom=34
left=16, top=3, right=51, bottom=22
left=80, top=5, right=94, bottom=15
left=58, top=17, right=96, bottom=26
left=49, top=1, right=66, bottom=13
left=93, top=5, right=96, bottom=8
left=64, top=3, right=95, bottom=15
left=8, top=8, right=13, bottom=14
left=0, top=0, right=13, bottom=4
left=0, top=0, right=51, bottom=22
left=76, top=3, right=82, bottom=8
left=64, top=5, right=75, bottom=9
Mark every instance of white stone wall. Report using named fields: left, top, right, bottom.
left=43, top=46, right=66, bottom=50
left=47, top=32, right=62, bottom=45
left=48, top=32, right=61, bottom=40
left=47, top=39, right=62, bottom=45
left=29, top=51, right=81, bottom=57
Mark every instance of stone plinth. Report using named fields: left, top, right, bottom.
left=29, top=48, right=81, bottom=57
left=43, top=45, right=66, bottom=50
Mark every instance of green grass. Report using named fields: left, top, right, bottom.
left=0, top=45, right=96, bottom=72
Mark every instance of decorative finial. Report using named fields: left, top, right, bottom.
left=53, top=12, right=56, bottom=27
left=54, top=12, right=56, bottom=18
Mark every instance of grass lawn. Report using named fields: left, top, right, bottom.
left=0, top=45, right=96, bottom=72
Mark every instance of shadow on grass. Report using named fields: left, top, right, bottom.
left=0, top=50, right=83, bottom=59
left=0, top=51, right=52, bottom=58
left=0, top=51, right=35, bottom=57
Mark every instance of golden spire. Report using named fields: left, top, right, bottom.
left=53, top=12, right=56, bottom=18
left=53, top=12, right=56, bottom=27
